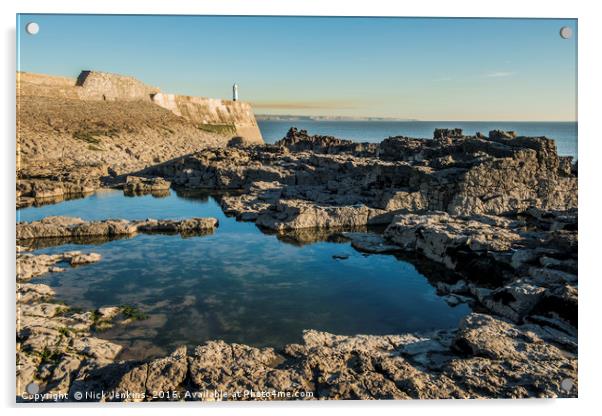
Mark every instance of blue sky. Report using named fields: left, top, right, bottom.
left=17, top=15, right=577, bottom=121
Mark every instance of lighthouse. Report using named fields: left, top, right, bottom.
left=232, top=83, right=239, bottom=101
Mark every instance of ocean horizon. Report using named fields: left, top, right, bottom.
left=258, top=120, right=578, bottom=159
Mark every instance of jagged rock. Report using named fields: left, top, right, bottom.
left=434, top=128, right=463, bottom=139
left=146, top=346, right=188, bottom=395
left=136, top=217, right=218, bottom=234
left=256, top=199, right=391, bottom=231
left=488, top=130, right=517, bottom=140
left=18, top=308, right=578, bottom=401
left=17, top=251, right=103, bottom=281
left=20, top=303, right=67, bottom=318
left=478, top=280, right=547, bottom=322
left=275, top=127, right=377, bottom=156
left=153, top=129, right=577, bottom=221
left=45, top=355, right=84, bottom=396
left=529, top=267, right=577, bottom=285
left=124, top=176, right=171, bottom=196
left=227, top=136, right=260, bottom=148
left=16, top=352, right=40, bottom=396
left=69, top=252, right=102, bottom=266
left=384, top=212, right=522, bottom=270
left=17, top=283, right=55, bottom=303
left=436, top=280, right=469, bottom=295
left=341, top=232, right=402, bottom=254
left=97, top=306, right=121, bottom=320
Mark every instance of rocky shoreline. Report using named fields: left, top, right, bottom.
left=16, top=127, right=578, bottom=400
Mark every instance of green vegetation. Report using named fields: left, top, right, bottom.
left=90, top=309, right=113, bottom=332
left=73, top=126, right=120, bottom=144
left=119, top=304, right=149, bottom=321
left=90, top=309, right=102, bottom=323
left=57, top=326, right=71, bottom=338
left=54, top=306, right=70, bottom=316
left=93, top=321, right=113, bottom=332
left=38, top=347, right=62, bottom=365
left=197, top=123, right=236, bottom=136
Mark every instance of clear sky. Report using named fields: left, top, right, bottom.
left=17, top=14, right=577, bottom=121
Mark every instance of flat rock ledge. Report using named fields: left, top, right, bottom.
left=16, top=216, right=219, bottom=241
left=123, top=175, right=171, bottom=197
left=17, top=250, right=102, bottom=281
left=17, top=251, right=124, bottom=401
left=19, top=312, right=577, bottom=401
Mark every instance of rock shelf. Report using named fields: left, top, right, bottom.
left=16, top=127, right=578, bottom=400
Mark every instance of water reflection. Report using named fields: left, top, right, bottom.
left=21, top=189, right=471, bottom=360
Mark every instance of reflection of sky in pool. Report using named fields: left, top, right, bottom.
left=20, top=190, right=470, bottom=360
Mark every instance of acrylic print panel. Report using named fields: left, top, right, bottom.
left=16, top=14, right=577, bottom=402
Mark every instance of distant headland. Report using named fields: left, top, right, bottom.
left=255, top=114, right=419, bottom=122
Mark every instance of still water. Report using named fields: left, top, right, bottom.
left=20, top=190, right=470, bottom=359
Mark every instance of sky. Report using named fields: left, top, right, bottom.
left=17, top=14, right=577, bottom=121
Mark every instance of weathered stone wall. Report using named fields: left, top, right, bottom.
left=75, top=70, right=160, bottom=101
left=152, top=93, right=263, bottom=144
left=17, top=72, right=81, bottom=99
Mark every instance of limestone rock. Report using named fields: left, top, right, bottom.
left=69, top=252, right=102, bottom=266
left=17, top=216, right=218, bottom=243
left=256, top=199, right=390, bottom=231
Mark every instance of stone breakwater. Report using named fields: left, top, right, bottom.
left=16, top=127, right=578, bottom=400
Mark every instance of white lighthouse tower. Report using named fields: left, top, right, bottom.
left=232, top=83, right=239, bottom=101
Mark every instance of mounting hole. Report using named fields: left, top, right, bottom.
left=561, top=378, right=574, bottom=392
left=559, top=26, right=572, bottom=39
left=25, top=22, right=39, bottom=35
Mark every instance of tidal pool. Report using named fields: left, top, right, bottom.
left=20, top=189, right=471, bottom=360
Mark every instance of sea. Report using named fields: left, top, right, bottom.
left=257, top=120, right=578, bottom=159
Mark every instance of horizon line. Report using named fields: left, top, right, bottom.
left=255, top=114, right=578, bottom=123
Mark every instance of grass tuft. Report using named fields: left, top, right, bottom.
left=119, top=304, right=148, bottom=321
left=197, top=123, right=236, bottom=136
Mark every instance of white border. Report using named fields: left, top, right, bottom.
left=2, top=1, right=600, bottom=415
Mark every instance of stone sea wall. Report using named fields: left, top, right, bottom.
left=75, top=70, right=161, bottom=101
left=17, top=70, right=263, bottom=143
left=152, top=93, right=263, bottom=144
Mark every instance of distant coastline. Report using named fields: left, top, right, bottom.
left=255, top=114, right=419, bottom=122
